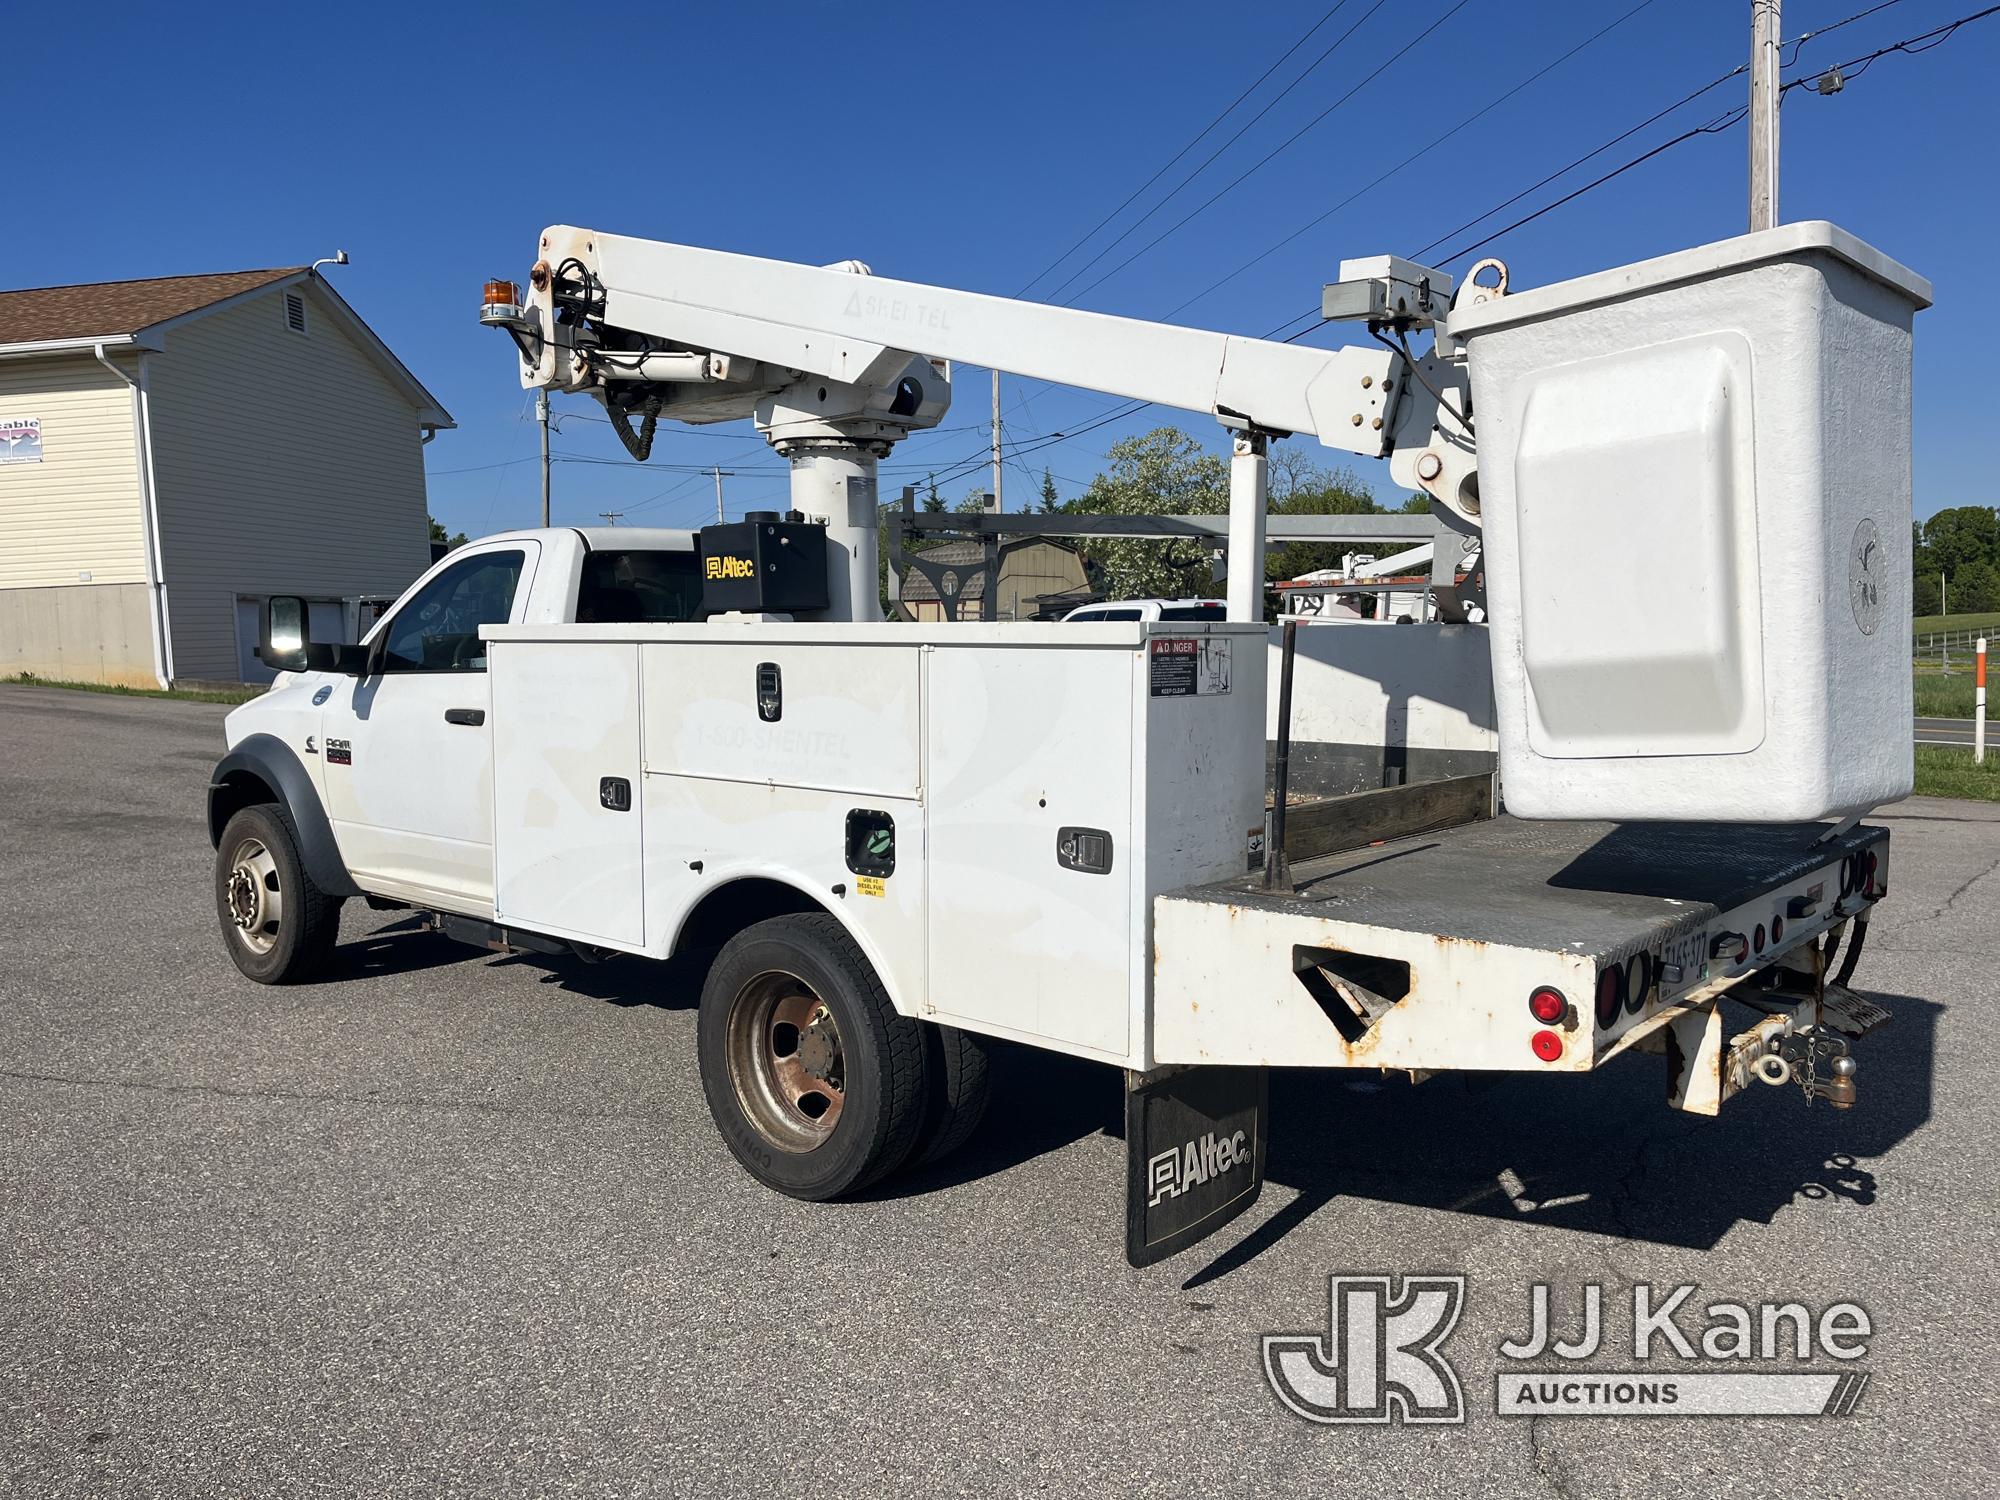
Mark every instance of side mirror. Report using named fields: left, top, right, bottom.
left=260, top=595, right=309, bottom=672
left=260, top=596, right=371, bottom=676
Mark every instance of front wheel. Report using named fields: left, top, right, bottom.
left=213, top=804, right=342, bottom=984
left=697, top=913, right=929, bottom=1200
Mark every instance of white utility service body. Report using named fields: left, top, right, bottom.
left=484, top=616, right=1264, bottom=1069
left=209, top=219, right=1918, bottom=1265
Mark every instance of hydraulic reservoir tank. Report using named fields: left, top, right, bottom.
left=1452, top=222, right=1931, bottom=822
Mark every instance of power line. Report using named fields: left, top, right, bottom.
left=428, top=455, right=539, bottom=477
left=1429, top=105, right=1750, bottom=268
left=538, top=1, right=1994, bottom=518
left=1159, top=0, right=1661, bottom=320
left=1039, top=0, right=1392, bottom=303
left=1013, top=1, right=1359, bottom=297
left=1781, top=1, right=1999, bottom=93
left=1425, top=1, right=1999, bottom=269
left=1056, top=0, right=1478, bottom=307
left=1407, top=0, right=1914, bottom=263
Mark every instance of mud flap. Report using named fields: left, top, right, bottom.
left=1125, top=1066, right=1269, bottom=1267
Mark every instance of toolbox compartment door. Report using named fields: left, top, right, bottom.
left=491, top=641, right=646, bottom=949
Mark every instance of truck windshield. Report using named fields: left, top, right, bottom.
left=578, top=549, right=703, bottom=623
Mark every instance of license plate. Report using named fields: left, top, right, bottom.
left=1659, top=927, right=1710, bottom=995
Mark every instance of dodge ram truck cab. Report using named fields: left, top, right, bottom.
left=212, top=527, right=698, bottom=931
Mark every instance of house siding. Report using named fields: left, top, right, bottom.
left=147, top=282, right=433, bottom=681
left=0, top=355, right=156, bottom=684
left=0, top=354, right=147, bottom=589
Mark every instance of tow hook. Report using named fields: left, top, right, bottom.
left=1748, top=1029, right=1857, bottom=1109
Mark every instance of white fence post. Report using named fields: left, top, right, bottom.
left=1977, top=637, right=1988, bottom=766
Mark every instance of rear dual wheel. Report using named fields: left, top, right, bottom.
left=696, top=914, right=992, bottom=1199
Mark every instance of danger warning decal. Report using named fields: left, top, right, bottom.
left=1148, top=636, right=1232, bottom=698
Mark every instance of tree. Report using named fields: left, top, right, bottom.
left=923, top=473, right=944, bottom=513
left=1949, top=558, right=2000, bottom=615
left=1040, top=468, right=1059, bottom=512
left=427, top=514, right=468, bottom=550
left=1914, top=505, right=2000, bottom=616
left=1068, top=427, right=1228, bottom=599
left=1261, top=444, right=1389, bottom=585
left=1918, top=506, right=2000, bottom=578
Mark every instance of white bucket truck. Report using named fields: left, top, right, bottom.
left=210, top=223, right=1924, bottom=1264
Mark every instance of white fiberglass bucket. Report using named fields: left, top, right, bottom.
left=1452, top=222, right=1931, bottom=822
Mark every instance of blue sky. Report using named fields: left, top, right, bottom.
left=11, top=1, right=1995, bottom=534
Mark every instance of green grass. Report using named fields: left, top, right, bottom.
left=1912, top=609, right=2000, bottom=637
left=1912, top=665, right=1979, bottom=719
left=3, top=672, right=263, bottom=705
left=1914, top=745, right=2000, bottom=802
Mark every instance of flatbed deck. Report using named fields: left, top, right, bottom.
left=1152, top=815, right=1888, bottom=1072
left=1183, top=815, right=1886, bottom=961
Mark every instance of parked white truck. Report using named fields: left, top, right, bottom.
left=210, top=222, right=1922, bottom=1263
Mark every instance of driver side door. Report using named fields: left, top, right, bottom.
left=321, top=540, right=539, bottom=914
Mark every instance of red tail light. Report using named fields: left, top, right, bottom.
left=1594, top=967, right=1624, bottom=1028
left=1529, top=987, right=1567, bottom=1024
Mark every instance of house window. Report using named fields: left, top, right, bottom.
left=284, top=291, right=307, bottom=335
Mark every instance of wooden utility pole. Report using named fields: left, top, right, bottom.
left=712, top=466, right=735, bottom=523
left=537, top=388, right=552, bottom=526
left=991, top=370, right=1003, bottom=513
left=1749, top=0, right=1781, bottom=231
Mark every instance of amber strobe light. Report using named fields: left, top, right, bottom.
left=480, top=279, right=523, bottom=325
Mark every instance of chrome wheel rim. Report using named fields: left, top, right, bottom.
left=224, top=835, right=283, bottom=954
left=724, top=970, right=845, bottom=1152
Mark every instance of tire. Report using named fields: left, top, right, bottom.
left=911, top=1024, right=993, bottom=1168
left=697, top=913, right=929, bottom=1201
left=214, top=803, right=343, bottom=984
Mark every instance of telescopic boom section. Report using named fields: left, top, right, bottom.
left=481, top=225, right=1473, bottom=622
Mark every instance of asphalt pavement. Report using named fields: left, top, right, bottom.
left=3, top=682, right=1998, bottom=1498
left=1916, top=715, right=1987, bottom=748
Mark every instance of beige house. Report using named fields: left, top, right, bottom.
left=0, top=268, right=452, bottom=687
left=896, top=537, right=1093, bottom=621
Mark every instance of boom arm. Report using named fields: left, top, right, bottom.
left=484, top=224, right=1483, bottom=621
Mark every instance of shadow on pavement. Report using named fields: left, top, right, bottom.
left=325, top=916, right=709, bottom=1004
left=883, top=988, right=1937, bottom=1284
left=1180, top=987, right=1937, bottom=1287
left=325, top=915, right=1938, bottom=1281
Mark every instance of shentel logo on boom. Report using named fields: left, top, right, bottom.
left=1147, top=1128, right=1249, bottom=1206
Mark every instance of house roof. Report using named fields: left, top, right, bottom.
left=0, top=268, right=306, bottom=345
left=0, top=267, right=454, bottom=429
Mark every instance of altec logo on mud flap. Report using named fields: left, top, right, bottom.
left=1146, top=1129, right=1249, bottom=1207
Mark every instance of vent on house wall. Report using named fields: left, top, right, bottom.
left=284, top=291, right=307, bottom=335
